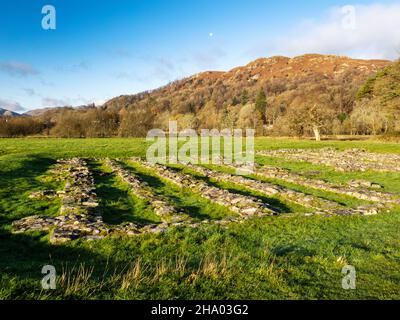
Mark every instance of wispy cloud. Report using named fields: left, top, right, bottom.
left=0, top=99, right=25, bottom=112
left=41, top=95, right=104, bottom=108
left=113, top=71, right=138, bottom=81
left=193, top=46, right=227, bottom=69
left=41, top=97, right=71, bottom=107
left=113, top=49, right=134, bottom=59
left=22, top=88, right=36, bottom=96
left=54, top=61, right=90, bottom=73
left=113, top=56, right=179, bottom=83
left=254, top=3, right=400, bottom=60
left=0, top=61, right=39, bottom=77
left=151, top=57, right=177, bottom=80
left=71, top=61, right=90, bottom=71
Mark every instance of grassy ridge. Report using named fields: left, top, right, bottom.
left=0, top=138, right=399, bottom=299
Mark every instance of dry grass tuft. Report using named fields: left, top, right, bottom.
left=121, top=258, right=143, bottom=290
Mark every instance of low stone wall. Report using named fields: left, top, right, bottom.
left=187, top=164, right=383, bottom=216
left=252, top=165, right=399, bottom=205
left=130, top=158, right=277, bottom=218
left=105, top=158, right=190, bottom=224
left=258, top=148, right=400, bottom=172
left=218, top=151, right=398, bottom=205
left=187, top=164, right=341, bottom=210
left=12, top=158, right=178, bottom=243
left=12, top=156, right=391, bottom=244
left=13, top=158, right=108, bottom=244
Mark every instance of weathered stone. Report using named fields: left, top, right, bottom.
left=13, top=158, right=109, bottom=244
left=224, top=158, right=399, bottom=205
left=258, top=148, right=400, bottom=172
left=195, top=159, right=385, bottom=217
left=28, top=190, right=57, bottom=200
left=131, top=158, right=275, bottom=219
left=187, top=164, right=344, bottom=212
left=105, top=158, right=190, bottom=224
left=13, top=156, right=392, bottom=244
left=241, top=208, right=258, bottom=216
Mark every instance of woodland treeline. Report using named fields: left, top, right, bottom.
left=1, top=61, right=399, bottom=140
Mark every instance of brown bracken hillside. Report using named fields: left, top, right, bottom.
left=105, top=54, right=389, bottom=112
left=102, top=54, right=390, bottom=138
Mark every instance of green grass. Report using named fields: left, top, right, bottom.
left=123, top=160, right=235, bottom=221
left=170, top=163, right=309, bottom=214
left=90, top=160, right=161, bottom=225
left=0, top=137, right=399, bottom=300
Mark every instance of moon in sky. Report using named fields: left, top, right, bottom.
left=209, top=32, right=214, bottom=37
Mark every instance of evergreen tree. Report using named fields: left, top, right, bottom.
left=240, top=90, right=249, bottom=105
left=255, top=89, right=267, bottom=124
left=231, top=96, right=240, bottom=106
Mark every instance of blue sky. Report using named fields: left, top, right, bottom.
left=0, top=0, right=399, bottom=111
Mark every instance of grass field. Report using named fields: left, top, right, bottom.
left=0, top=138, right=399, bottom=300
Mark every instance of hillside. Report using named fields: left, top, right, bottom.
left=353, top=60, right=400, bottom=134
left=357, top=60, right=400, bottom=102
left=102, top=54, right=390, bottom=136
left=106, top=54, right=389, bottom=108
left=24, top=107, right=55, bottom=117
left=104, top=54, right=389, bottom=112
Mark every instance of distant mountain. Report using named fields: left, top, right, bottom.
left=0, top=108, right=21, bottom=117
left=24, top=105, right=96, bottom=117
left=24, top=107, right=57, bottom=117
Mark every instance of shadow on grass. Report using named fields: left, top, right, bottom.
left=169, top=166, right=293, bottom=214
left=89, top=161, right=156, bottom=226
left=0, top=154, right=57, bottom=223
left=0, top=153, right=54, bottom=178
left=0, top=229, right=116, bottom=299
left=123, top=163, right=219, bottom=221
left=251, top=176, right=350, bottom=207
left=271, top=244, right=316, bottom=257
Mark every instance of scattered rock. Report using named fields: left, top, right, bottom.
left=132, top=158, right=275, bottom=219
left=230, top=157, right=399, bottom=205
left=258, top=148, right=400, bottom=172
left=28, top=190, right=57, bottom=200
left=105, top=158, right=190, bottom=224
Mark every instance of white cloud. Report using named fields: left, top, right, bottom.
left=193, top=46, right=227, bottom=69
left=41, top=96, right=107, bottom=108
left=54, top=61, right=90, bottom=73
left=41, top=97, right=71, bottom=107
left=0, top=99, right=25, bottom=112
left=22, top=88, right=36, bottom=96
left=94, top=99, right=107, bottom=106
left=71, top=61, right=89, bottom=71
left=258, top=3, right=400, bottom=60
left=113, top=56, right=178, bottom=83
left=0, top=61, right=39, bottom=77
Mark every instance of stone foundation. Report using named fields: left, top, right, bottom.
left=187, top=164, right=383, bottom=216
left=105, top=158, right=190, bottom=223
left=249, top=165, right=399, bottom=205
left=258, top=148, right=400, bottom=172
left=12, top=156, right=391, bottom=244
left=13, top=158, right=108, bottom=244
left=187, top=164, right=340, bottom=210
left=130, top=158, right=276, bottom=218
